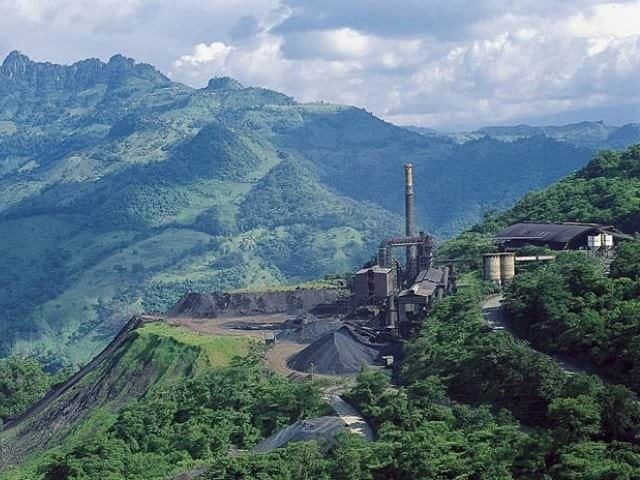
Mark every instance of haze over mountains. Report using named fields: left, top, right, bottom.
left=1, top=51, right=639, bottom=364
left=407, top=121, right=640, bottom=150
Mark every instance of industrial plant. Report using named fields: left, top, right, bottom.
left=483, top=222, right=633, bottom=284
left=166, top=164, right=634, bottom=379
left=350, top=163, right=454, bottom=338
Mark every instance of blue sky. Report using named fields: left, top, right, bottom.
left=1, top=0, right=639, bottom=129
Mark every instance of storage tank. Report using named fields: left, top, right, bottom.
left=483, top=253, right=502, bottom=285
left=587, top=235, right=602, bottom=248
left=500, top=252, right=516, bottom=284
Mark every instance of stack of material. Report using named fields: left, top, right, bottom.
left=168, top=289, right=341, bottom=318
left=277, top=314, right=344, bottom=343
left=288, top=326, right=381, bottom=375
left=252, top=417, right=347, bottom=453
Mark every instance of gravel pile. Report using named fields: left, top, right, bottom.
left=277, top=314, right=344, bottom=343
left=252, top=416, right=346, bottom=453
left=288, top=326, right=381, bottom=375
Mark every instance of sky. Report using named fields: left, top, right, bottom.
left=0, top=0, right=639, bottom=130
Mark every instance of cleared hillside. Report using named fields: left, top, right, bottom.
left=0, top=318, right=250, bottom=470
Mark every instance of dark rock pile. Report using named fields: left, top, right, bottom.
left=252, top=416, right=347, bottom=452
left=288, top=326, right=381, bottom=375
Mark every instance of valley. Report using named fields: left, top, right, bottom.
left=2, top=52, right=640, bottom=366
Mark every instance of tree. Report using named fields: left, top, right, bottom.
left=548, top=395, right=601, bottom=444
left=611, top=241, right=640, bottom=280
left=0, top=356, right=52, bottom=422
left=600, top=385, right=640, bottom=442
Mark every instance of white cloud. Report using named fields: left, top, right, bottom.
left=174, top=42, right=233, bottom=68
left=567, top=2, right=640, bottom=38
left=0, top=0, right=143, bottom=25
left=1, top=0, right=639, bottom=129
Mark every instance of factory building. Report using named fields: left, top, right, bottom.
left=494, top=222, right=631, bottom=250
left=350, top=163, right=454, bottom=338
left=353, top=266, right=396, bottom=303
left=398, top=266, right=451, bottom=308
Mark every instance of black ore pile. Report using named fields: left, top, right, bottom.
left=252, top=416, right=346, bottom=452
left=288, top=326, right=381, bottom=375
left=277, top=314, right=344, bottom=343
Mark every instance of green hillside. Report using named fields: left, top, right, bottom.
left=482, top=144, right=640, bottom=233
left=0, top=320, right=253, bottom=477
left=1, top=51, right=639, bottom=365
left=467, top=145, right=640, bottom=397
left=4, top=147, right=640, bottom=479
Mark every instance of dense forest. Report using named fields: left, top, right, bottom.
left=25, top=286, right=640, bottom=479
left=505, top=245, right=640, bottom=391
left=0, top=357, right=62, bottom=425
left=35, top=353, right=328, bottom=479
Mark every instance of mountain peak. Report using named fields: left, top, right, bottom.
left=0, top=51, right=170, bottom=91
left=107, top=53, right=135, bottom=67
left=205, top=76, right=244, bottom=91
left=1, top=50, right=33, bottom=76
left=105, top=53, right=170, bottom=85
left=3, top=49, right=30, bottom=64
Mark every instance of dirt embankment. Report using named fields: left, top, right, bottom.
left=2, top=315, right=147, bottom=431
left=1, top=315, right=191, bottom=467
left=169, top=289, right=346, bottom=318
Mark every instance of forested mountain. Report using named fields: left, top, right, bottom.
left=474, top=145, right=640, bottom=399
left=409, top=121, right=640, bottom=149
left=481, top=144, right=640, bottom=233
left=1, top=51, right=638, bottom=364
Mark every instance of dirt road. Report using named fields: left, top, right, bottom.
left=264, top=341, right=309, bottom=376
left=168, top=313, right=288, bottom=339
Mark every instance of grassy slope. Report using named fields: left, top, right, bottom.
left=0, top=321, right=250, bottom=477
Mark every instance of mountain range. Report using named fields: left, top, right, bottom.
left=1, top=50, right=639, bottom=364
left=407, top=121, right=640, bottom=149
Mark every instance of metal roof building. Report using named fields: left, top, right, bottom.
left=494, top=222, right=631, bottom=250
left=398, top=266, right=450, bottom=304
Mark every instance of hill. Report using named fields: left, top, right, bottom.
left=466, top=145, right=640, bottom=396
left=1, top=51, right=639, bottom=364
left=482, top=144, right=640, bottom=233
left=3, top=146, right=640, bottom=480
left=0, top=318, right=253, bottom=472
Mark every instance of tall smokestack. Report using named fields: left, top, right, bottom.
left=404, top=163, right=418, bottom=282
left=404, top=164, right=416, bottom=237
